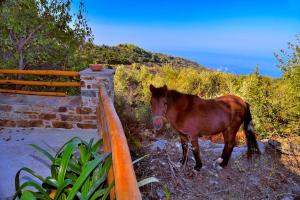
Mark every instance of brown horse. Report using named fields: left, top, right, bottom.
left=150, top=84, right=260, bottom=171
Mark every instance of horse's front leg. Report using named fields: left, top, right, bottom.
left=191, top=137, right=202, bottom=171
left=179, top=134, right=188, bottom=165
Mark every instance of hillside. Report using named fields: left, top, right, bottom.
left=92, top=44, right=203, bottom=68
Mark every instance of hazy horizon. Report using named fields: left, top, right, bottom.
left=73, top=0, right=300, bottom=77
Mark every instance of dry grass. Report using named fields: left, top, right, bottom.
left=133, top=138, right=300, bottom=200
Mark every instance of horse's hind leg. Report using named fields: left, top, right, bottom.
left=179, top=134, right=189, bottom=165
left=191, top=137, right=202, bottom=171
left=219, top=127, right=238, bottom=167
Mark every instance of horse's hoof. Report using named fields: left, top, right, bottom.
left=220, top=161, right=228, bottom=168
left=216, top=165, right=223, bottom=171
left=180, top=159, right=186, bottom=165
left=194, top=164, right=202, bottom=171
left=216, top=157, right=223, bottom=164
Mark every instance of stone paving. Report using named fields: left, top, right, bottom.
left=0, top=127, right=98, bottom=199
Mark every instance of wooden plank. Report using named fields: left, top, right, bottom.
left=0, top=80, right=80, bottom=87
left=0, top=89, right=66, bottom=96
left=0, top=69, right=79, bottom=76
left=97, top=95, right=116, bottom=199
left=98, top=83, right=142, bottom=200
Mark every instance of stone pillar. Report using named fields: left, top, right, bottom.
left=80, top=68, right=115, bottom=108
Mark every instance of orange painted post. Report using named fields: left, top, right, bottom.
left=98, top=83, right=142, bottom=200
left=0, top=80, right=80, bottom=87
left=0, top=69, right=79, bottom=76
left=0, top=89, right=66, bottom=96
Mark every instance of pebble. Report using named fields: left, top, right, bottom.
left=150, top=139, right=168, bottom=151
left=3, top=136, right=11, bottom=141
left=156, top=190, right=165, bottom=199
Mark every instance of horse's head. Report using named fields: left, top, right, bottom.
left=149, top=84, right=168, bottom=131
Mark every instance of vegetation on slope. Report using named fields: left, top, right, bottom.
left=90, top=43, right=201, bottom=68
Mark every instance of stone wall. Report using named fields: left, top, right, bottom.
left=0, top=68, right=115, bottom=129
left=0, top=104, right=97, bottom=129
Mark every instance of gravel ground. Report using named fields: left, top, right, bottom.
left=134, top=138, right=300, bottom=200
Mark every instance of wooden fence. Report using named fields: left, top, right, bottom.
left=0, top=69, right=80, bottom=96
left=97, top=82, right=142, bottom=200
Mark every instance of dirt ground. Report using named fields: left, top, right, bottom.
left=132, top=130, right=300, bottom=200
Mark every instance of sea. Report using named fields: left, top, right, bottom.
left=165, top=50, right=282, bottom=78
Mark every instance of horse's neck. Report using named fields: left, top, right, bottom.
left=166, top=91, right=191, bottom=113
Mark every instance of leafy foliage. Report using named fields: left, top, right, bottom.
left=91, top=44, right=202, bottom=68
left=0, top=0, right=93, bottom=71
left=13, top=137, right=113, bottom=200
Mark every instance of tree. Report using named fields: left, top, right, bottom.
left=274, top=34, right=300, bottom=135
left=0, top=0, right=92, bottom=71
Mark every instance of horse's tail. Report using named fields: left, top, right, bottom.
left=244, top=103, right=260, bottom=156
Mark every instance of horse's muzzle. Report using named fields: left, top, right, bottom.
left=152, top=117, right=164, bottom=131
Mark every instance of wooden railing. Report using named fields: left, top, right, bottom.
left=0, top=69, right=80, bottom=96
left=97, top=82, right=142, bottom=200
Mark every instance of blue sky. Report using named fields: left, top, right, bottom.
left=74, top=0, right=300, bottom=77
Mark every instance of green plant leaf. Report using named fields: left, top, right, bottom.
left=30, top=144, right=54, bottom=163
left=51, top=164, right=58, bottom=179
left=20, top=190, right=36, bottom=200
left=138, top=177, right=159, bottom=188
left=57, top=140, right=80, bottom=186
left=163, top=185, right=171, bottom=200
left=88, top=138, right=94, bottom=149
left=13, top=180, right=50, bottom=200
left=79, top=143, right=90, bottom=165
left=96, top=155, right=112, bottom=180
left=15, top=167, right=45, bottom=198
left=66, top=152, right=111, bottom=200
left=85, top=175, right=107, bottom=199
left=101, top=181, right=115, bottom=200
left=55, top=137, right=81, bottom=157
left=54, top=179, right=73, bottom=200
left=89, top=189, right=106, bottom=200
left=91, top=139, right=103, bottom=152
left=44, top=177, right=58, bottom=188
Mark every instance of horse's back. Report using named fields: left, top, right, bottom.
left=215, top=95, right=247, bottom=110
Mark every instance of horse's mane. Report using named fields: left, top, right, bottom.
left=167, top=90, right=197, bottom=100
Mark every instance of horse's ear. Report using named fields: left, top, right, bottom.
left=150, top=84, right=155, bottom=93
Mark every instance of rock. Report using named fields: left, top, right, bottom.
left=257, top=141, right=266, bottom=154
left=231, top=146, right=248, bottom=159
left=159, top=160, right=166, bottom=166
left=210, top=147, right=223, bottom=154
left=281, top=195, right=294, bottom=200
left=249, top=176, right=260, bottom=186
left=175, top=142, right=181, bottom=150
left=156, top=190, right=165, bottom=199
left=261, top=139, right=269, bottom=143
left=150, top=139, right=168, bottom=151
left=268, top=137, right=300, bottom=156
left=209, top=180, right=218, bottom=185
left=199, top=139, right=212, bottom=148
